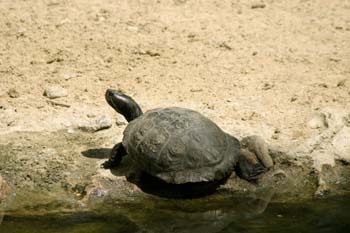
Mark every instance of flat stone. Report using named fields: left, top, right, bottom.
left=78, top=115, right=113, bottom=132
left=43, top=85, right=68, bottom=99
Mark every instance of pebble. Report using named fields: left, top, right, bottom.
left=337, top=79, right=348, bottom=87
left=145, top=50, right=160, bottom=57
left=262, top=83, right=274, bottom=90
left=251, top=3, right=266, bottom=9
left=127, top=26, right=139, bottom=33
left=190, top=88, right=203, bottom=92
left=78, top=115, right=113, bottom=132
left=219, top=42, right=233, bottom=50
left=91, top=187, right=108, bottom=197
left=43, top=85, right=68, bottom=99
left=272, top=128, right=281, bottom=140
left=307, top=113, right=328, bottom=129
left=61, top=71, right=77, bottom=81
left=87, top=113, right=97, bottom=118
left=116, top=119, right=127, bottom=126
left=8, top=88, right=19, bottom=98
left=16, top=28, right=26, bottom=38
left=290, top=95, right=298, bottom=102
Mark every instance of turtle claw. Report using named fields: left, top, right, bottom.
left=101, top=160, right=115, bottom=169
left=249, top=164, right=267, bottom=181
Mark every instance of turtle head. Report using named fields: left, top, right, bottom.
left=105, top=89, right=143, bottom=122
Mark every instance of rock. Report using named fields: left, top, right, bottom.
left=78, top=115, right=113, bottom=132
left=7, top=88, right=19, bottom=98
left=43, top=85, right=68, bottom=99
left=95, top=115, right=112, bottom=130
left=0, top=176, right=11, bottom=204
left=307, top=113, right=328, bottom=129
left=332, top=126, right=350, bottom=162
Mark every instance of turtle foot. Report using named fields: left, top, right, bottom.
left=101, top=159, right=119, bottom=169
left=247, top=163, right=267, bottom=181
left=236, top=153, right=266, bottom=182
left=101, top=142, right=126, bottom=169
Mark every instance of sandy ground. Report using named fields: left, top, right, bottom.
left=1, top=0, right=349, bottom=139
left=0, top=1, right=350, bottom=212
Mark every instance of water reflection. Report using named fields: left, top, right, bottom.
left=0, top=192, right=271, bottom=233
left=1, top=195, right=350, bottom=233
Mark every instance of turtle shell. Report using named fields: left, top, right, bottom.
left=122, top=107, right=240, bottom=184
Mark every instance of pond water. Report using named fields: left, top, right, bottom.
left=1, top=195, right=349, bottom=233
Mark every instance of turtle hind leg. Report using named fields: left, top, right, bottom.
left=236, top=149, right=266, bottom=182
left=241, top=135, right=274, bottom=168
left=102, top=142, right=127, bottom=169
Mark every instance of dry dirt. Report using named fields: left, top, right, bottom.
left=0, top=0, right=350, bottom=211
left=0, top=0, right=349, bottom=137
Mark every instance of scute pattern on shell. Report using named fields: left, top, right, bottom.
left=122, top=107, right=240, bottom=184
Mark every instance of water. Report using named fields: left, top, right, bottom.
left=1, top=196, right=350, bottom=233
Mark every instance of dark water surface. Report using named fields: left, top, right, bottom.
left=1, top=196, right=350, bottom=233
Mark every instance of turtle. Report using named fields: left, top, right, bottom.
left=103, top=89, right=273, bottom=188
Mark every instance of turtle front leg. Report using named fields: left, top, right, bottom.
left=102, top=142, right=127, bottom=169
